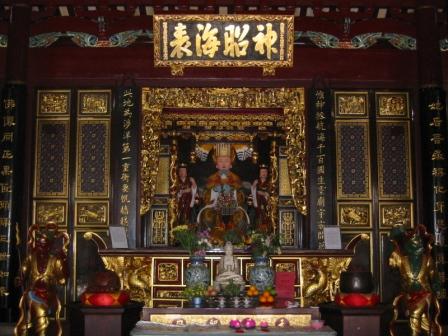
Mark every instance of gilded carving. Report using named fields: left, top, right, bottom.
left=157, top=263, right=179, bottom=282
left=338, top=203, right=370, bottom=227
left=153, top=15, right=294, bottom=76
left=376, top=92, right=408, bottom=117
left=141, top=107, right=162, bottom=214
left=34, top=201, right=67, bottom=227
left=38, top=90, right=70, bottom=115
left=196, top=131, right=254, bottom=142
left=268, top=139, right=279, bottom=231
left=279, top=158, right=291, bottom=196
left=78, top=90, right=110, bottom=115
left=275, top=262, right=296, bottom=273
left=168, top=138, right=178, bottom=243
left=150, top=314, right=311, bottom=327
left=155, top=290, right=183, bottom=299
left=302, top=257, right=351, bottom=306
left=151, top=209, right=168, bottom=245
left=155, top=156, right=169, bottom=195
left=76, top=202, right=108, bottom=226
left=141, top=88, right=306, bottom=216
left=335, top=92, right=368, bottom=117
left=380, top=203, right=412, bottom=228
left=279, top=210, right=295, bottom=246
left=101, top=256, right=152, bottom=306
left=163, top=113, right=279, bottom=130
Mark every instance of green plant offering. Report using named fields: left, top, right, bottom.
left=183, top=283, right=207, bottom=300
left=222, top=279, right=242, bottom=297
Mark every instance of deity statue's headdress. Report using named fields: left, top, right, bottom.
left=194, top=142, right=252, bottom=162
left=259, top=163, right=269, bottom=170
left=212, top=143, right=236, bottom=162
left=178, top=162, right=188, bottom=169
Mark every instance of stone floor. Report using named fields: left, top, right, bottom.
left=0, top=322, right=70, bottom=336
left=2, top=322, right=447, bottom=336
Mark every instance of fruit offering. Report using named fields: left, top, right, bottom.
left=205, top=285, right=217, bottom=297
left=246, top=285, right=259, bottom=297
left=258, top=286, right=276, bottom=305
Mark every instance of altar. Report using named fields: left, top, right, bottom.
left=1, top=3, right=447, bottom=336
left=97, top=248, right=355, bottom=308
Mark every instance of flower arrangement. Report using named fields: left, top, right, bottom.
left=222, top=279, right=242, bottom=298
left=171, top=225, right=212, bottom=256
left=247, top=231, right=281, bottom=258
left=183, top=283, right=207, bottom=300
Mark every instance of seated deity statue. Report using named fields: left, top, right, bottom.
left=197, top=143, right=249, bottom=244
left=214, top=241, right=245, bottom=291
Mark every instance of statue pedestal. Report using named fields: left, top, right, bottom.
left=69, top=301, right=143, bottom=336
left=319, top=302, right=393, bottom=336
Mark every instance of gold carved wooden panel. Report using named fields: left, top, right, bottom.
left=338, top=202, right=371, bottom=228
left=379, top=202, right=413, bottom=229
left=37, top=90, right=71, bottom=116
left=334, top=91, right=368, bottom=117
left=151, top=208, right=168, bottom=246
left=77, top=90, right=111, bottom=116
left=75, top=201, right=109, bottom=227
left=375, top=92, right=409, bottom=118
left=34, top=200, right=68, bottom=227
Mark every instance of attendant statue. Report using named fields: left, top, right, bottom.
left=176, top=163, right=197, bottom=225
left=197, top=143, right=249, bottom=244
left=251, top=164, right=271, bottom=232
left=15, top=223, right=69, bottom=336
left=214, top=241, right=245, bottom=291
left=388, top=224, right=442, bottom=336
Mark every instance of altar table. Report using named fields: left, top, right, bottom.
left=130, top=321, right=337, bottom=336
left=141, top=307, right=320, bottom=327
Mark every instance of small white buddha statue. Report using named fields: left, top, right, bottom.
left=214, top=241, right=245, bottom=291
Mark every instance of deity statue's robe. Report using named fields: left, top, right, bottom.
left=197, top=170, right=249, bottom=243
left=177, top=176, right=197, bottom=225
left=251, top=178, right=271, bottom=233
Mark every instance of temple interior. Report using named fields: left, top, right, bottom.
left=0, top=1, right=447, bottom=336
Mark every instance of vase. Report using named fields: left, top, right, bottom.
left=249, top=256, right=274, bottom=292
left=185, top=256, right=210, bottom=287
left=191, top=296, right=204, bottom=308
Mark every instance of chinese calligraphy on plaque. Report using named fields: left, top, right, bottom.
left=154, top=15, right=293, bottom=76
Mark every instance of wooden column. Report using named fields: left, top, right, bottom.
left=416, top=0, right=448, bottom=320
left=0, top=2, right=30, bottom=322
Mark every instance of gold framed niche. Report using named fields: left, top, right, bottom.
left=140, top=87, right=307, bottom=231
